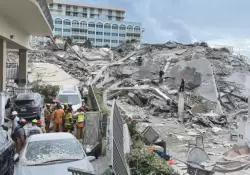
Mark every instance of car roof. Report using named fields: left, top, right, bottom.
left=28, top=133, right=75, bottom=142
left=58, top=85, right=79, bottom=95
left=16, top=93, right=38, bottom=100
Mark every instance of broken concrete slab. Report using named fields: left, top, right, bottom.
left=127, top=92, right=143, bottom=106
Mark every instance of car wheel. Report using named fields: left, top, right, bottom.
left=6, top=152, right=14, bottom=175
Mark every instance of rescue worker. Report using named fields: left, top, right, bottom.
left=73, top=108, right=85, bottom=139
left=37, top=120, right=46, bottom=133
left=81, top=100, right=86, bottom=111
left=159, top=68, right=164, bottom=84
left=137, top=56, right=143, bottom=66
left=10, top=111, right=20, bottom=141
left=63, top=103, right=68, bottom=111
left=64, top=108, right=73, bottom=133
left=44, top=104, right=52, bottom=132
left=52, top=105, right=65, bottom=132
left=68, top=103, right=73, bottom=113
left=179, top=77, right=185, bottom=92
left=14, top=118, right=27, bottom=153
left=28, top=119, right=42, bottom=137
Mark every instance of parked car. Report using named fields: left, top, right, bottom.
left=14, top=133, right=95, bottom=175
left=0, top=126, right=15, bottom=175
left=12, top=93, right=44, bottom=119
left=56, top=85, right=82, bottom=111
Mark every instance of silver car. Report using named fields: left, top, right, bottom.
left=14, top=133, right=95, bottom=175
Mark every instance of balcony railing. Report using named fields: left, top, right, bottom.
left=36, top=0, right=54, bottom=30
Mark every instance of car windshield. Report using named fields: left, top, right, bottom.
left=22, top=138, right=84, bottom=165
left=57, top=95, right=80, bottom=105
left=15, top=100, right=35, bottom=106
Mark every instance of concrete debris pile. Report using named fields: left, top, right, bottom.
left=7, top=41, right=250, bottom=172
left=20, top=41, right=250, bottom=126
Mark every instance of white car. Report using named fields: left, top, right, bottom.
left=14, top=133, right=95, bottom=175
left=56, top=85, right=82, bottom=111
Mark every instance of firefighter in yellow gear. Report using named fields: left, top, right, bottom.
left=73, top=108, right=85, bottom=139
left=44, top=104, right=52, bottom=132
left=64, top=108, right=73, bottom=133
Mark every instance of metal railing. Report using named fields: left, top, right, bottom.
left=36, top=0, right=54, bottom=30
left=6, top=63, right=19, bottom=80
left=107, top=100, right=130, bottom=175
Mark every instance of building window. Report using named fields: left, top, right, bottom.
left=88, top=23, right=95, bottom=27
left=80, top=22, right=87, bottom=28
left=49, top=4, right=53, bottom=8
left=108, top=10, right=112, bottom=15
left=90, top=14, right=95, bottom=18
left=63, top=20, right=71, bottom=25
left=111, top=40, right=118, bottom=43
left=83, top=7, right=87, bottom=12
left=55, top=28, right=62, bottom=32
left=112, top=33, right=118, bottom=36
left=73, top=12, right=78, bottom=16
left=96, top=39, right=103, bottom=42
left=63, top=29, right=70, bottom=32
left=89, top=38, right=95, bottom=42
left=82, top=13, right=87, bottom=18
left=66, top=5, right=70, bottom=10
left=119, top=34, right=125, bottom=37
left=119, top=40, right=123, bottom=43
left=98, top=9, right=102, bottom=13
left=116, top=11, right=121, bottom=15
left=108, top=16, right=112, bottom=20
left=66, top=12, right=71, bottom=16
left=104, top=32, right=110, bottom=36
left=58, top=4, right=62, bottom=10
left=112, top=25, right=118, bottom=29
left=104, top=39, right=110, bottom=42
left=134, top=27, right=141, bottom=32
left=104, top=25, right=111, bottom=29
left=119, top=26, right=125, bottom=30
left=88, top=31, right=95, bottom=34
left=96, top=32, right=103, bottom=35
left=55, top=19, right=62, bottom=24
left=73, top=6, right=78, bottom=11
left=96, top=24, right=103, bottom=28
left=90, top=8, right=94, bottom=12
left=116, top=17, right=121, bottom=21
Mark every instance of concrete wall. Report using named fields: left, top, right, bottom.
left=0, top=0, right=53, bottom=49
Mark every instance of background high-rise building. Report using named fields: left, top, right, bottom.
left=47, top=0, right=144, bottom=48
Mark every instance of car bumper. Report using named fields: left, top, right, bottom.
left=18, top=113, right=39, bottom=119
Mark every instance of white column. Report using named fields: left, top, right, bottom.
left=0, top=39, right=6, bottom=125
left=0, top=39, right=6, bottom=91
left=19, top=49, right=28, bottom=87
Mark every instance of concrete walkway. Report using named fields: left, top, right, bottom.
left=28, top=62, right=79, bottom=86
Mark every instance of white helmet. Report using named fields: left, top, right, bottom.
left=11, top=111, right=18, bottom=115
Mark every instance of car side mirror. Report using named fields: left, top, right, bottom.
left=14, top=153, right=19, bottom=162
left=87, top=156, right=95, bottom=162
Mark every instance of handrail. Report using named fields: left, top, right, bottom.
left=36, top=0, right=54, bottom=30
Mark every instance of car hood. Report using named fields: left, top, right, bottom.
left=15, top=159, right=95, bottom=175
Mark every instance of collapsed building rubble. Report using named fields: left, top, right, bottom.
left=7, top=40, right=250, bottom=174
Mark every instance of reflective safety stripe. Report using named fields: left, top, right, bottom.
left=77, top=113, right=84, bottom=123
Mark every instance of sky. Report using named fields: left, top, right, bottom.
left=70, top=0, right=250, bottom=56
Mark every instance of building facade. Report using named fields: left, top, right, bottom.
left=47, top=0, right=143, bottom=48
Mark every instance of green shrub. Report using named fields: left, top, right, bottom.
left=31, top=84, right=59, bottom=103
left=126, top=120, right=179, bottom=175
left=93, top=88, right=110, bottom=116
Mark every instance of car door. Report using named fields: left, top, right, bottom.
left=0, top=130, right=14, bottom=174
